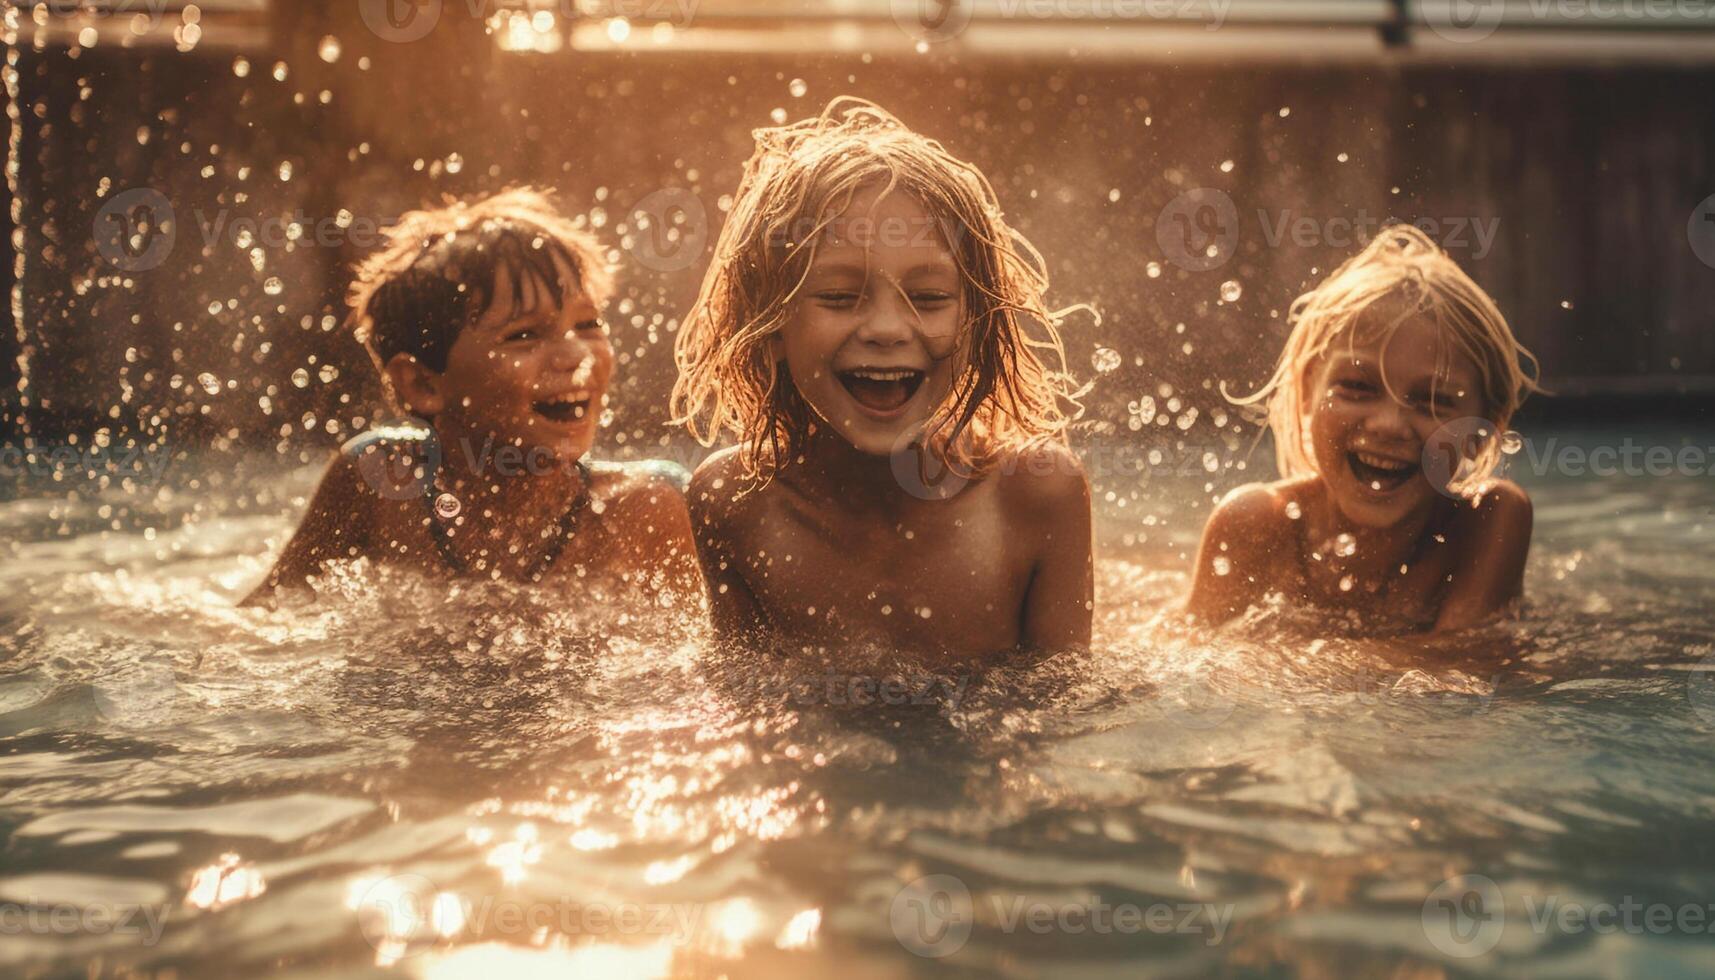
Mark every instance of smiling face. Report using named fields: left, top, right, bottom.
left=775, top=185, right=965, bottom=457
left=432, top=250, right=612, bottom=463
left=1305, top=310, right=1487, bottom=528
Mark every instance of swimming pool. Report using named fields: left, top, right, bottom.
left=3, top=424, right=1714, bottom=977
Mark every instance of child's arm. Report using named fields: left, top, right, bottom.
left=1185, top=484, right=1286, bottom=626
left=686, top=453, right=768, bottom=643
left=1016, top=446, right=1094, bottom=651
left=242, top=455, right=370, bottom=606
left=1433, top=480, right=1533, bottom=632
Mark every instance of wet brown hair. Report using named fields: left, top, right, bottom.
left=347, top=187, right=613, bottom=407
left=671, top=97, right=1084, bottom=484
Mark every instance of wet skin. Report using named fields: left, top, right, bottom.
left=246, top=257, right=698, bottom=606
left=688, top=187, right=1093, bottom=662
left=1186, top=315, right=1533, bottom=633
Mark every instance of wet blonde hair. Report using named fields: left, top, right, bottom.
left=671, top=97, right=1082, bottom=484
left=1229, top=224, right=1540, bottom=493
left=348, top=187, right=613, bottom=409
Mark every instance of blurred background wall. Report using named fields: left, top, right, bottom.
left=3, top=0, right=1713, bottom=471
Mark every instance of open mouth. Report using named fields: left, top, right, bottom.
left=1347, top=450, right=1418, bottom=492
left=532, top=391, right=591, bottom=424
left=837, top=368, right=926, bottom=416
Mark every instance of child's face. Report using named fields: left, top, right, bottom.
left=436, top=251, right=611, bottom=462
left=776, top=185, right=964, bottom=457
left=1306, top=313, right=1485, bottom=528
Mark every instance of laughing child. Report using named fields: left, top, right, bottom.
left=245, top=188, right=697, bottom=605
left=1187, top=225, right=1541, bottom=633
left=672, top=98, right=1093, bottom=661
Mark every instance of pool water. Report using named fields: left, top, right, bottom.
left=4, top=426, right=1715, bottom=978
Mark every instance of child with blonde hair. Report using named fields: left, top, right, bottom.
left=1187, top=224, right=1540, bottom=632
left=673, top=98, right=1092, bottom=659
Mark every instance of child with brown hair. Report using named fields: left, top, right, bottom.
left=673, top=98, right=1092, bottom=661
left=246, top=188, right=697, bottom=605
left=1187, top=225, right=1541, bottom=633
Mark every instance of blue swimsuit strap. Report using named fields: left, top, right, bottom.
left=422, top=457, right=593, bottom=581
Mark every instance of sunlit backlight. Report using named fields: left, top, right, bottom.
left=185, top=852, right=266, bottom=910
left=420, top=941, right=675, bottom=980
left=494, top=9, right=563, bottom=53
left=486, top=823, right=543, bottom=884
left=704, top=897, right=760, bottom=958
left=605, top=18, right=631, bottom=44
left=775, top=907, right=821, bottom=951
left=643, top=855, right=696, bottom=885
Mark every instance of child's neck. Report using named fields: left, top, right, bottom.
left=791, top=428, right=925, bottom=513
left=1309, top=488, right=1445, bottom=582
left=431, top=426, right=586, bottom=517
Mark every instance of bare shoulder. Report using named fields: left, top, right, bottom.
left=992, top=441, right=1091, bottom=518
left=590, top=459, right=693, bottom=526
left=1451, top=477, right=1533, bottom=543
left=686, top=447, right=770, bottom=531
left=1205, top=477, right=1311, bottom=544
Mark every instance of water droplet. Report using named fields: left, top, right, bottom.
left=1336, top=152, right=1349, bottom=163
left=232, top=56, right=250, bottom=78
left=1334, top=533, right=1357, bottom=557
left=770, top=107, right=788, bottom=124
left=788, top=78, right=807, bottom=98
left=1092, top=347, right=1122, bottom=373
left=197, top=373, right=221, bottom=395
left=291, top=368, right=310, bottom=388
left=1278, top=106, right=1291, bottom=118
left=1145, top=261, right=1162, bottom=279
left=317, top=35, right=341, bottom=63
left=1129, top=395, right=1156, bottom=426
left=1500, top=430, right=1523, bottom=455
left=1284, top=500, right=1302, bottom=520
left=207, top=301, right=223, bottom=315
left=318, top=364, right=339, bottom=384
left=445, top=152, right=464, bottom=175
left=1338, top=575, right=1354, bottom=592
left=1559, top=299, right=1573, bottom=310
left=435, top=493, right=462, bottom=519
left=1212, top=556, right=1231, bottom=576
left=278, top=161, right=294, bottom=182
left=1219, top=159, right=1234, bottom=173
left=1219, top=280, right=1243, bottom=303
left=263, top=277, right=283, bottom=296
